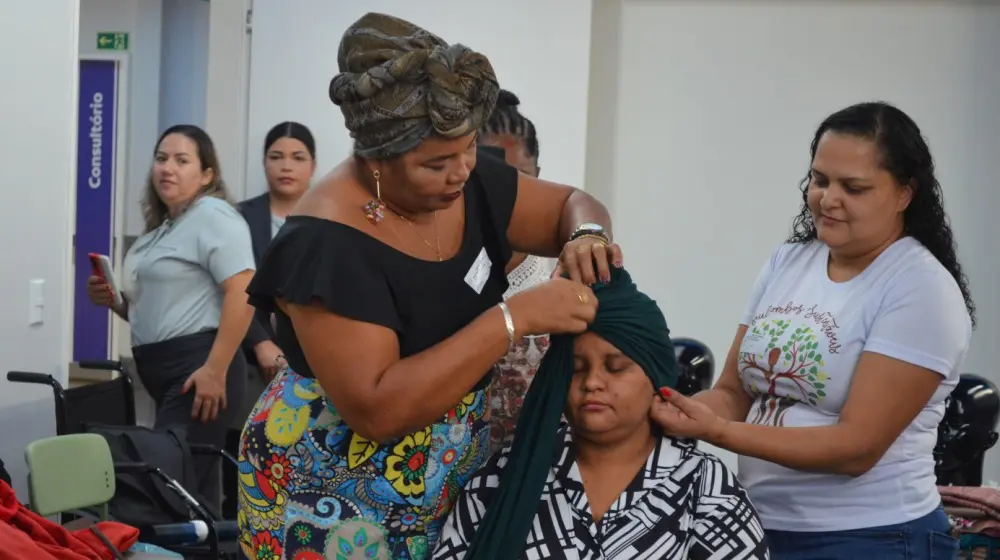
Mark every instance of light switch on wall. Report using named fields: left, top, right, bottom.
left=28, top=279, right=44, bottom=325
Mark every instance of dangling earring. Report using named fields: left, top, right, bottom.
left=363, top=169, right=386, bottom=225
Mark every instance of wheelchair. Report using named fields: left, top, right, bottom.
left=8, top=361, right=240, bottom=559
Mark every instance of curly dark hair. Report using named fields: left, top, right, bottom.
left=788, top=101, right=975, bottom=326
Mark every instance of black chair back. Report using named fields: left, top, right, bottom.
left=935, top=373, right=1000, bottom=486
left=673, top=337, right=716, bottom=397
left=63, top=374, right=137, bottom=435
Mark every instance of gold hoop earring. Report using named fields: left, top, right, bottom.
left=363, top=169, right=386, bottom=225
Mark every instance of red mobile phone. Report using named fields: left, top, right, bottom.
left=87, top=253, right=124, bottom=306
left=88, top=253, right=105, bottom=278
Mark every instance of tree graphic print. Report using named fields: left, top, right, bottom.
left=740, top=319, right=828, bottom=426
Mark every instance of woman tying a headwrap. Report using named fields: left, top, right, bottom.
left=433, top=267, right=769, bottom=560
left=237, top=13, right=623, bottom=560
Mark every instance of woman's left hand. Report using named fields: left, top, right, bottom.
left=181, top=365, right=227, bottom=424
left=554, top=236, right=623, bottom=285
left=651, top=388, right=729, bottom=444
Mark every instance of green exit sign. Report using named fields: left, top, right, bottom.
left=97, top=32, right=129, bottom=51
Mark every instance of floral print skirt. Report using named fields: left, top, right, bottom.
left=236, top=369, right=490, bottom=560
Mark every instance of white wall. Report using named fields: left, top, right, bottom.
left=206, top=0, right=253, bottom=201
left=0, top=0, right=79, bottom=499
left=159, top=0, right=211, bottom=130
left=80, top=0, right=214, bottom=236
left=79, top=0, right=163, bottom=238
left=244, top=0, right=593, bottom=199
left=589, top=0, right=1000, bottom=475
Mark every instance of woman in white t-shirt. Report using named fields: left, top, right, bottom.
left=652, top=102, right=972, bottom=559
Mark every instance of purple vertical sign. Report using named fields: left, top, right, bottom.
left=73, top=59, right=118, bottom=361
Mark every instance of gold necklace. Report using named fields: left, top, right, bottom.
left=390, top=209, right=442, bottom=261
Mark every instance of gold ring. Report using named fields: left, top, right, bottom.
left=577, top=292, right=589, bottom=304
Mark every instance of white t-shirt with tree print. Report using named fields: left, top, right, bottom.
left=737, top=237, right=971, bottom=532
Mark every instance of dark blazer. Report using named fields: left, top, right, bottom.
left=240, top=193, right=274, bottom=265
left=239, top=193, right=277, bottom=363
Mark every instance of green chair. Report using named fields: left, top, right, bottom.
left=25, top=433, right=115, bottom=520
left=24, top=433, right=182, bottom=559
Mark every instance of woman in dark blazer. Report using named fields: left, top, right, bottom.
left=223, top=122, right=315, bottom=517
left=239, top=122, right=317, bottom=379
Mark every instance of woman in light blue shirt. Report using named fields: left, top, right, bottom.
left=86, top=124, right=256, bottom=508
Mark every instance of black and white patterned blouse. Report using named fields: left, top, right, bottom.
left=433, top=425, right=770, bottom=559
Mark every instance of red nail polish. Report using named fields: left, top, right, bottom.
left=659, top=387, right=671, bottom=398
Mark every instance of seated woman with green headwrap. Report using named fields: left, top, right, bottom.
left=432, top=268, right=769, bottom=560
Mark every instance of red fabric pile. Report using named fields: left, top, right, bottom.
left=0, top=480, right=137, bottom=560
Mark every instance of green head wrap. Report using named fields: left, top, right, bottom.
left=329, top=13, right=500, bottom=159
left=465, top=266, right=678, bottom=559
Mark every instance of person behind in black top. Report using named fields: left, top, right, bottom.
left=478, top=90, right=559, bottom=455
left=235, top=13, right=624, bottom=560
left=239, top=122, right=316, bottom=379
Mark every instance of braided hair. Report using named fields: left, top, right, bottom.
left=481, top=89, right=539, bottom=163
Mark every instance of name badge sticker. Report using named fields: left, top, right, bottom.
left=465, top=247, right=492, bottom=294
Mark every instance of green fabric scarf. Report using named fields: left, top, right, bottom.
left=465, top=266, right=678, bottom=559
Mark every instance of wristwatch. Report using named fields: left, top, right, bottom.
left=570, top=223, right=610, bottom=243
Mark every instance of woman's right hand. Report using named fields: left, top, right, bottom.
left=86, top=275, right=114, bottom=307
left=506, top=277, right=597, bottom=336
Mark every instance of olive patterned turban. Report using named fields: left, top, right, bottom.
left=329, top=13, right=500, bottom=159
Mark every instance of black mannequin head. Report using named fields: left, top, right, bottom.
left=935, top=373, right=1000, bottom=486
left=673, top=338, right=715, bottom=397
